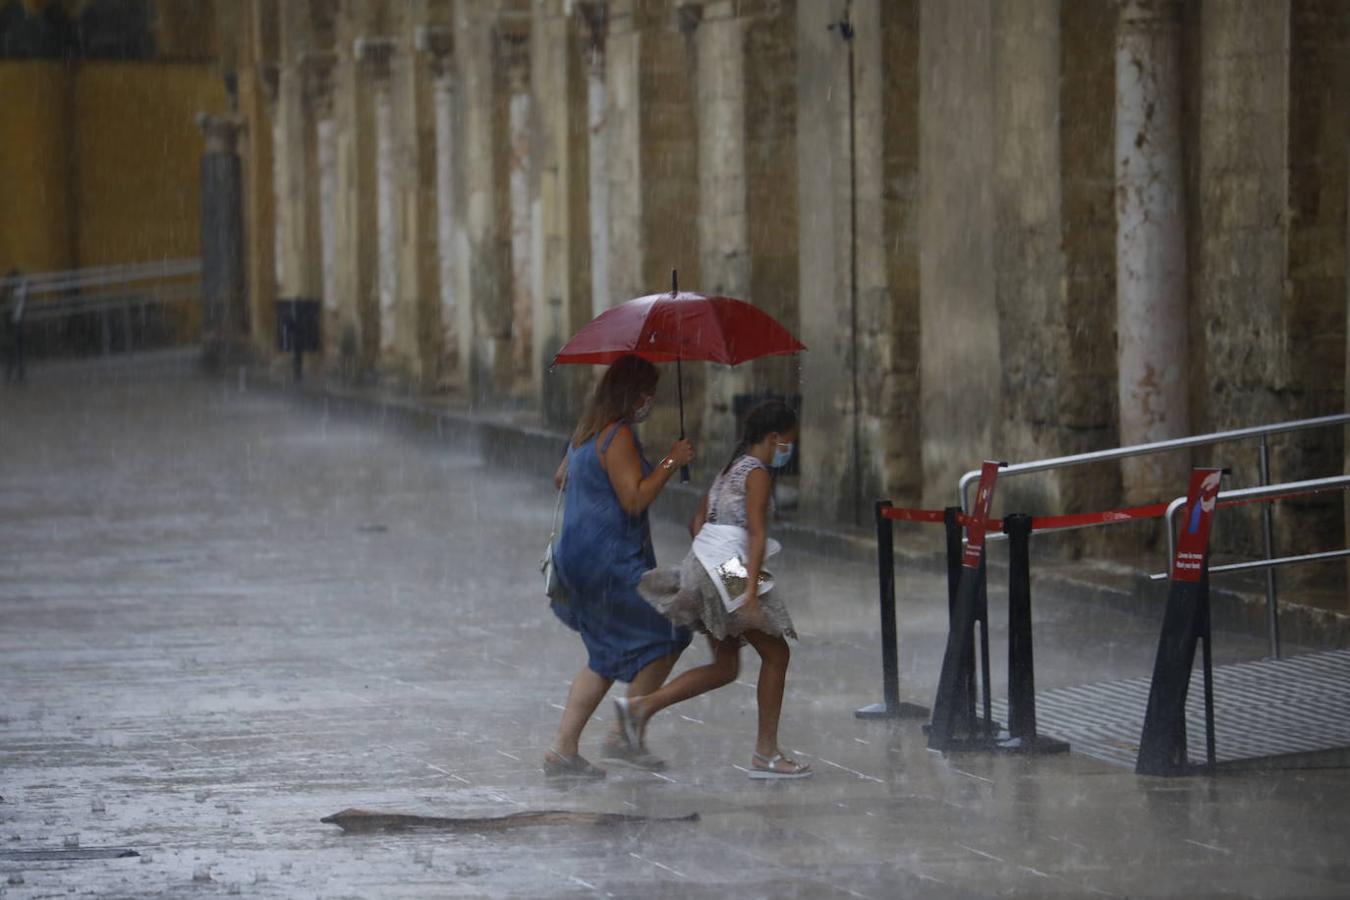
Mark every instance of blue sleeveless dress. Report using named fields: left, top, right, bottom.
left=552, top=423, right=692, bottom=682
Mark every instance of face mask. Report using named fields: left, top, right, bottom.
left=632, top=397, right=654, bottom=423
left=771, top=441, right=794, bottom=469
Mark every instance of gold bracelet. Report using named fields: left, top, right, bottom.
left=661, top=457, right=675, bottom=471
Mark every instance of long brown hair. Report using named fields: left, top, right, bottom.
left=571, top=354, right=660, bottom=447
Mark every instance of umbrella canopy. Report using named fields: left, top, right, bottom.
left=552, top=291, right=805, bottom=367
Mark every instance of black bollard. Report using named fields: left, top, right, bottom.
left=856, top=501, right=929, bottom=720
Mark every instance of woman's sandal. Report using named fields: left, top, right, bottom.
left=542, top=749, right=606, bottom=779
left=600, top=732, right=668, bottom=771
left=749, top=752, right=813, bottom=780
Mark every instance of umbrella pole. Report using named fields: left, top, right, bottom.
left=672, top=267, right=690, bottom=483
left=676, top=354, right=690, bottom=483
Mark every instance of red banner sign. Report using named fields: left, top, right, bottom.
left=1171, top=468, right=1224, bottom=583
left=962, top=461, right=1002, bottom=569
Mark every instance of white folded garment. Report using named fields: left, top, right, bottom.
left=690, top=522, right=781, bottom=612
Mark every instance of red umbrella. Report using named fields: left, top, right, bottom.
left=553, top=271, right=805, bottom=480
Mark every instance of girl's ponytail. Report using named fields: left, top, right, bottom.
left=722, top=399, right=798, bottom=474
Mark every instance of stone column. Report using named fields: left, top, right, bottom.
left=583, top=5, right=611, bottom=319
left=309, top=59, right=339, bottom=364
left=385, top=12, right=446, bottom=391
left=353, top=36, right=393, bottom=374
left=917, top=0, right=1000, bottom=507
left=1115, top=0, right=1189, bottom=503
left=273, top=4, right=322, bottom=309
left=426, top=27, right=466, bottom=385
left=692, top=2, right=751, bottom=472
left=504, top=33, right=535, bottom=393
left=455, top=0, right=515, bottom=404
left=797, top=0, right=894, bottom=521
left=604, top=0, right=700, bottom=443
left=373, top=55, right=398, bottom=368
left=197, top=113, right=247, bottom=366
left=532, top=0, right=595, bottom=427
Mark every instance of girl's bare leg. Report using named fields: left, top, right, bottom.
left=742, top=630, right=790, bottom=757
left=630, top=637, right=740, bottom=729
left=553, top=665, right=613, bottom=756
left=607, top=651, right=682, bottom=744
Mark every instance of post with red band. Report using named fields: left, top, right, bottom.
left=1000, top=513, right=1070, bottom=755
left=1136, top=467, right=1224, bottom=776
left=927, top=461, right=1004, bottom=751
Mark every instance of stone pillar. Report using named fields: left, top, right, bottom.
left=310, top=60, right=339, bottom=364
left=385, top=10, right=446, bottom=391
left=456, top=0, right=515, bottom=404
left=374, top=62, right=398, bottom=369
left=917, top=0, right=1000, bottom=507
left=583, top=6, right=611, bottom=319
left=197, top=113, right=247, bottom=366
left=426, top=28, right=466, bottom=385
left=991, top=0, right=1068, bottom=513
left=352, top=35, right=393, bottom=374
left=796, top=0, right=894, bottom=521
left=505, top=35, right=535, bottom=393
left=273, top=4, right=322, bottom=309
left=533, top=0, right=595, bottom=427
left=1057, top=0, right=1120, bottom=521
left=1115, top=0, right=1189, bottom=503
left=605, top=0, right=700, bottom=443
left=242, top=73, right=277, bottom=353
left=693, top=2, right=752, bottom=474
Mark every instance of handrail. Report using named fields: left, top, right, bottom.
left=1160, top=475, right=1350, bottom=578
left=957, top=413, right=1350, bottom=513
left=1148, top=549, right=1350, bottom=581
left=1158, top=474, right=1350, bottom=658
left=1, top=259, right=201, bottom=295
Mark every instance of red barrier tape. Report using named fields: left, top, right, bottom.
left=878, top=507, right=946, bottom=524
left=1029, top=502, right=1170, bottom=532
left=880, top=501, right=1167, bottom=532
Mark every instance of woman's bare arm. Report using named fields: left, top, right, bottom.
left=553, top=455, right=569, bottom=490
left=598, top=424, right=688, bottom=516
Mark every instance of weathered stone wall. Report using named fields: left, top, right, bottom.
left=228, top=0, right=1350, bottom=611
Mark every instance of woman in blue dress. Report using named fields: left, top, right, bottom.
left=545, top=355, right=695, bottom=778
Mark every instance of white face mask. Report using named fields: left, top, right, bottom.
left=771, top=441, right=795, bottom=469
left=632, top=397, right=654, bottom=423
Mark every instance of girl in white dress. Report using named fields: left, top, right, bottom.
left=628, top=400, right=811, bottom=779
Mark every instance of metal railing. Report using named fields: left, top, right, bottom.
left=958, top=413, right=1350, bottom=653
left=1147, top=474, right=1350, bottom=659
left=957, top=414, right=1350, bottom=514
left=2, top=259, right=201, bottom=354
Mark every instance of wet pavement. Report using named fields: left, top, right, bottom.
left=2, top=352, right=1349, bottom=899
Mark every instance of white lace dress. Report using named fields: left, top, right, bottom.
left=638, top=456, right=797, bottom=641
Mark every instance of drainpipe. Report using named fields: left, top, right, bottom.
left=832, top=2, right=861, bottom=525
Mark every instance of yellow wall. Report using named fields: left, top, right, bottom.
left=0, top=62, right=75, bottom=274
left=0, top=60, right=227, bottom=275
left=73, top=62, right=228, bottom=267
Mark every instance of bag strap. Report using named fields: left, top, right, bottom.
left=548, top=474, right=566, bottom=539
